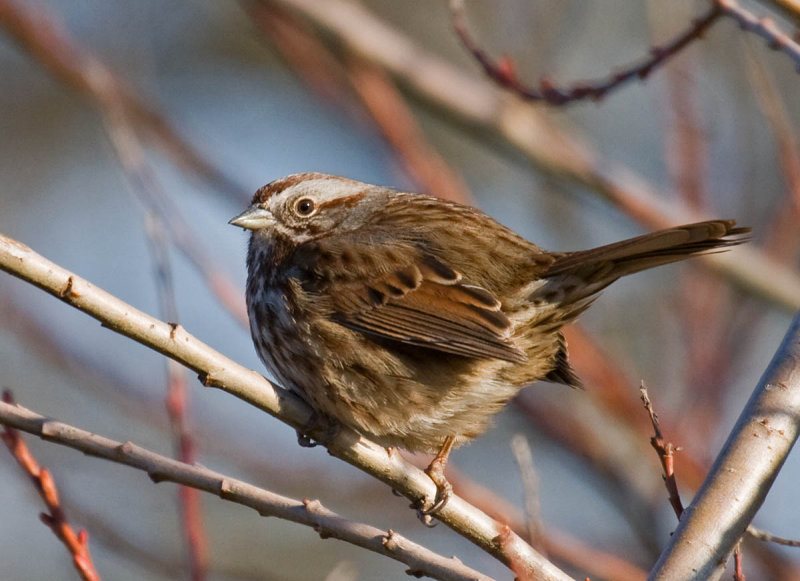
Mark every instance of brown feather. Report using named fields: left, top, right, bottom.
left=545, top=220, right=750, bottom=280
left=329, top=252, right=526, bottom=363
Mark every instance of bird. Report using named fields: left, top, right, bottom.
left=230, top=172, right=749, bottom=513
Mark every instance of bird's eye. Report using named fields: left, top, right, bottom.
left=295, top=198, right=316, bottom=216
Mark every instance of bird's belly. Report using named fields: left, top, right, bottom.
left=247, top=287, right=562, bottom=453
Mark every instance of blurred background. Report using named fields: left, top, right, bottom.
left=1, top=0, right=799, bottom=579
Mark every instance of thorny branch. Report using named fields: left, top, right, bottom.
left=640, top=384, right=800, bottom=561
left=450, top=0, right=800, bottom=106
left=450, top=0, right=724, bottom=105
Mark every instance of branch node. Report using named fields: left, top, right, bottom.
left=198, top=371, right=223, bottom=388
left=382, top=529, right=400, bottom=551
left=148, top=470, right=168, bottom=483
left=40, top=420, right=59, bottom=438
left=302, top=498, right=321, bottom=511
left=219, top=477, right=235, bottom=499
left=117, top=441, right=135, bottom=455
left=59, top=276, right=79, bottom=299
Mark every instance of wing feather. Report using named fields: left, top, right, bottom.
left=321, top=243, right=525, bottom=363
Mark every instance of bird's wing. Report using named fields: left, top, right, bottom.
left=323, top=246, right=526, bottom=363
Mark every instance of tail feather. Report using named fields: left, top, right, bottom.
left=544, top=220, right=750, bottom=282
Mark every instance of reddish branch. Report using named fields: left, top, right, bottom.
left=164, top=357, right=209, bottom=581
left=451, top=0, right=800, bottom=106
left=639, top=384, right=685, bottom=518
left=734, top=542, right=746, bottom=581
left=745, top=45, right=800, bottom=263
left=0, top=391, right=101, bottom=581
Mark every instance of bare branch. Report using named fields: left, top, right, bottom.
left=719, top=0, right=800, bottom=69
left=746, top=525, right=800, bottom=547
left=1, top=392, right=101, bottom=581
left=450, top=0, right=723, bottom=105
left=0, top=400, right=494, bottom=581
left=510, top=434, right=546, bottom=555
left=0, top=232, right=574, bottom=580
left=639, top=384, right=685, bottom=519
left=650, top=311, right=800, bottom=580
left=734, top=542, right=746, bottom=581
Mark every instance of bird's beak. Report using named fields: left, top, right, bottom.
left=229, top=205, right=275, bottom=230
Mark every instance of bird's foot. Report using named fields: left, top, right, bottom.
left=421, top=461, right=453, bottom=515
left=296, top=412, right=339, bottom=448
left=411, top=436, right=456, bottom=525
left=410, top=476, right=452, bottom=526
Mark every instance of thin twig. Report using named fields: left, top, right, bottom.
left=733, top=541, right=746, bottom=581
left=719, top=0, right=800, bottom=70
left=510, top=434, right=546, bottom=556
left=1, top=391, right=101, bottom=581
left=0, top=399, right=495, bottom=581
left=106, top=108, right=209, bottom=580
left=515, top=389, right=663, bottom=555
left=449, top=0, right=724, bottom=105
left=746, top=525, right=800, bottom=547
left=450, top=0, right=800, bottom=105
left=639, top=383, right=685, bottom=518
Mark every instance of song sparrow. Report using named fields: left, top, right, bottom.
left=230, top=172, right=748, bottom=512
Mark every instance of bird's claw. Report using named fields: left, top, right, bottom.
left=410, top=470, right=453, bottom=526
left=410, top=497, right=439, bottom=527
left=296, top=431, right=318, bottom=448
left=424, top=480, right=453, bottom=515
left=296, top=412, right=340, bottom=448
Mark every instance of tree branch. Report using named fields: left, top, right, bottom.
left=649, top=311, right=800, bottom=580
left=0, top=232, right=574, bottom=580
left=450, top=0, right=800, bottom=104
left=0, top=400, right=493, bottom=581
left=449, top=0, right=724, bottom=105
left=1, top=392, right=101, bottom=581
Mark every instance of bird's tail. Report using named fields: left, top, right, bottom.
left=532, top=220, right=749, bottom=389
left=538, top=219, right=750, bottom=306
